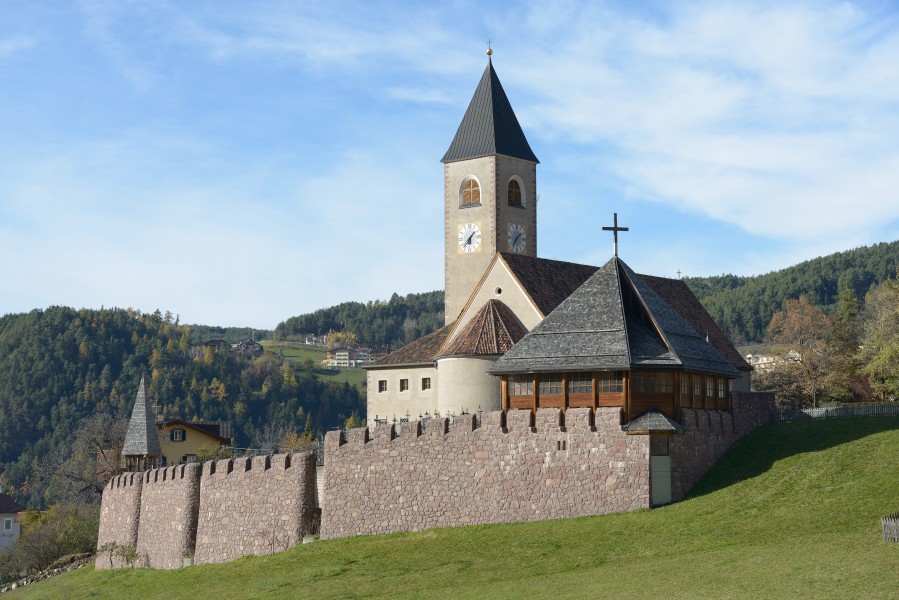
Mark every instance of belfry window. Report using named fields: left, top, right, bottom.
left=508, top=179, right=522, bottom=206
left=461, top=177, right=480, bottom=206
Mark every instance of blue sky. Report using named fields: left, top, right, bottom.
left=2, top=1, right=898, bottom=329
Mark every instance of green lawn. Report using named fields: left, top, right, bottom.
left=12, top=417, right=899, bottom=599
left=262, top=341, right=366, bottom=391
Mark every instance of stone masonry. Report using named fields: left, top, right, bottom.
left=194, top=452, right=316, bottom=565
left=96, top=394, right=774, bottom=567
left=95, top=472, right=142, bottom=570
left=136, top=463, right=201, bottom=569
left=320, top=407, right=651, bottom=539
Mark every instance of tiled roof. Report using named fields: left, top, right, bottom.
left=439, top=300, right=526, bottom=357
left=499, top=253, right=598, bottom=317
left=441, top=59, right=539, bottom=164
left=159, top=419, right=232, bottom=444
left=122, top=376, right=162, bottom=457
left=0, top=493, right=25, bottom=514
left=489, top=257, right=740, bottom=376
left=623, top=410, right=685, bottom=433
left=367, top=322, right=455, bottom=367
left=641, top=275, right=752, bottom=372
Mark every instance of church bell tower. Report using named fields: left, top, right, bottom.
left=441, top=51, right=539, bottom=324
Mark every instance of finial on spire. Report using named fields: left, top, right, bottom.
left=487, top=39, right=493, bottom=57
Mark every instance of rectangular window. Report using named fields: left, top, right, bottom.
left=3, top=519, right=11, bottom=531
left=421, top=377, right=431, bottom=391
left=181, top=454, right=197, bottom=464
left=680, top=373, right=691, bottom=397
left=718, top=378, right=726, bottom=399
left=694, top=375, right=703, bottom=398
left=378, top=380, right=387, bottom=393
left=633, top=371, right=673, bottom=393
left=400, top=379, right=409, bottom=392
left=597, top=371, right=623, bottom=393
left=171, top=429, right=184, bottom=442
left=509, top=374, right=533, bottom=396
left=567, top=374, right=593, bottom=395
left=538, top=374, right=563, bottom=395
left=707, top=377, right=715, bottom=398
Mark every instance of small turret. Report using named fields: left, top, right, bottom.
left=121, top=375, right=162, bottom=471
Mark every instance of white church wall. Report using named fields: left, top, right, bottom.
left=445, top=259, right=543, bottom=348
left=366, top=365, right=438, bottom=426
left=436, top=356, right=502, bottom=416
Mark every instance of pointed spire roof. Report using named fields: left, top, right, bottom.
left=441, top=58, right=539, bottom=164
left=439, top=299, right=527, bottom=357
left=122, top=375, right=161, bottom=458
left=489, top=257, right=739, bottom=376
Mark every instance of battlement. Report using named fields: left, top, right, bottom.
left=106, top=471, right=141, bottom=490
left=201, top=452, right=297, bottom=478
left=143, top=462, right=202, bottom=485
left=326, top=408, right=623, bottom=451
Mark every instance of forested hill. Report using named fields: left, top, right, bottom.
left=0, top=307, right=362, bottom=507
left=274, top=290, right=444, bottom=348
left=685, top=240, right=899, bottom=343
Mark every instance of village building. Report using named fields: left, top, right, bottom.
left=0, top=492, right=25, bottom=551
left=158, top=419, right=232, bottom=466
left=121, top=376, right=162, bottom=471
left=365, top=53, right=751, bottom=426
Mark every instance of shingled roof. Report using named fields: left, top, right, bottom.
left=122, top=376, right=162, bottom=458
left=367, top=322, right=455, bottom=368
left=499, top=253, right=599, bottom=317
left=0, top=493, right=25, bottom=514
left=439, top=299, right=526, bottom=357
left=623, top=410, right=685, bottom=433
left=489, top=257, right=740, bottom=376
left=441, top=59, right=539, bottom=164
left=641, top=275, right=752, bottom=372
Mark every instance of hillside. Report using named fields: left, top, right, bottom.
left=685, top=240, right=899, bottom=343
left=0, top=307, right=363, bottom=507
left=11, top=417, right=899, bottom=599
left=274, top=290, right=444, bottom=349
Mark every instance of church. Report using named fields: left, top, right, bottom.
left=365, top=52, right=752, bottom=427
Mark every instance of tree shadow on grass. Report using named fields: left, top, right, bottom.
left=686, top=416, right=899, bottom=499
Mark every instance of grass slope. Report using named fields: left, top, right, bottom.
left=12, top=418, right=899, bottom=599
left=262, top=342, right=366, bottom=391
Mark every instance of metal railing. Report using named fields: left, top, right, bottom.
left=883, top=512, right=899, bottom=542
left=774, top=403, right=899, bottom=423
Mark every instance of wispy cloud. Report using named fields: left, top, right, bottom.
left=0, top=35, right=36, bottom=58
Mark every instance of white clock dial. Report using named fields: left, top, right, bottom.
left=507, top=223, right=526, bottom=254
left=458, top=223, right=481, bottom=254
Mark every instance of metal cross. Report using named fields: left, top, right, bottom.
left=676, top=269, right=682, bottom=278
left=602, top=212, right=629, bottom=257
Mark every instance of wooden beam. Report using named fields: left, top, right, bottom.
left=501, top=377, right=509, bottom=413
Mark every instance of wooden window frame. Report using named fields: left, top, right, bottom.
left=461, top=177, right=481, bottom=206
left=400, top=379, right=409, bottom=392
left=507, top=178, right=522, bottom=207
left=421, top=377, right=431, bottom=391
left=378, top=380, right=387, bottom=393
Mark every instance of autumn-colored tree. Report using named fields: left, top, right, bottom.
left=857, top=273, right=899, bottom=400
left=766, top=296, right=837, bottom=407
left=326, top=330, right=358, bottom=349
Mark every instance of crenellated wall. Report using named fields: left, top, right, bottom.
left=320, top=407, right=651, bottom=539
left=136, top=463, right=202, bottom=569
left=95, top=472, right=143, bottom=570
left=194, top=452, right=316, bottom=565
left=96, top=393, right=775, bottom=564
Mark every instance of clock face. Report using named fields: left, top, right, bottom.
left=458, top=223, right=481, bottom=254
left=507, top=223, right=526, bottom=253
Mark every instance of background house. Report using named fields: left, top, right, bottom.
left=158, top=419, right=232, bottom=465
left=0, top=492, right=25, bottom=551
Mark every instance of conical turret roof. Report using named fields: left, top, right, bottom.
left=122, top=375, right=161, bottom=457
left=439, top=299, right=526, bottom=357
left=441, top=59, right=539, bottom=164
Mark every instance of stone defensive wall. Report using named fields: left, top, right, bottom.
left=670, top=392, right=776, bottom=501
left=320, top=407, right=652, bottom=539
left=137, top=463, right=202, bottom=569
left=95, top=452, right=316, bottom=570
left=194, top=452, right=316, bottom=565
left=96, top=472, right=142, bottom=569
